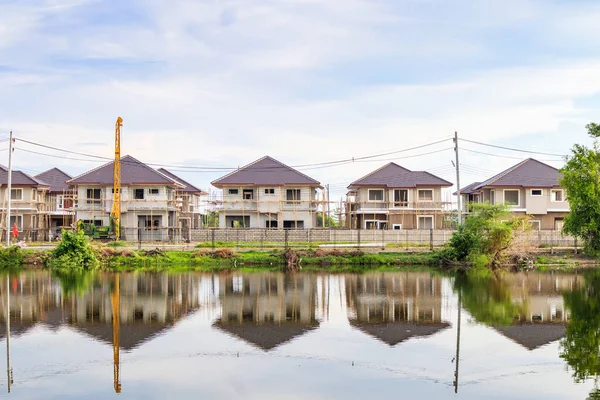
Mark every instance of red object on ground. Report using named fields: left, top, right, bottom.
left=11, top=223, right=18, bottom=238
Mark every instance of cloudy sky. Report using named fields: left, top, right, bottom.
left=1, top=0, right=599, bottom=201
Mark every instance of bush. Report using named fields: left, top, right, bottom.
left=0, top=246, right=24, bottom=268
left=48, top=230, right=99, bottom=270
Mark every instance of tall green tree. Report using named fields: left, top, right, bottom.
left=560, top=123, right=600, bottom=254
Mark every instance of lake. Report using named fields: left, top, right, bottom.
left=0, top=269, right=597, bottom=399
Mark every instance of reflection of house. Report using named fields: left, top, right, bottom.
left=0, top=272, right=201, bottom=350
left=345, top=272, right=450, bottom=345
left=495, top=273, right=581, bottom=350
left=214, top=273, right=319, bottom=350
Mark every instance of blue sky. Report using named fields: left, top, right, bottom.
left=1, top=0, right=600, bottom=200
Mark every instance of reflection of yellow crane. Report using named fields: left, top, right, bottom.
left=111, top=275, right=121, bottom=393
left=111, top=117, right=123, bottom=239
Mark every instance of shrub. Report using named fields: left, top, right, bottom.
left=48, top=230, right=99, bottom=270
left=0, top=246, right=24, bottom=268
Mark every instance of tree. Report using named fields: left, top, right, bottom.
left=203, top=211, right=219, bottom=228
left=560, top=123, right=600, bottom=254
left=317, top=213, right=338, bottom=228
left=442, top=202, right=527, bottom=268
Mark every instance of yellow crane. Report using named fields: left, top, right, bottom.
left=111, top=275, right=122, bottom=393
left=111, top=117, right=123, bottom=239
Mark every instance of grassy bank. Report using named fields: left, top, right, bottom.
left=0, top=245, right=597, bottom=272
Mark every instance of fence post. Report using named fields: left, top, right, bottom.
left=382, top=228, right=385, bottom=250
left=550, top=231, right=554, bottom=255
left=308, top=229, right=311, bottom=246
left=357, top=229, right=361, bottom=250
left=574, top=237, right=578, bottom=254
left=430, top=229, right=434, bottom=251
left=211, top=228, right=216, bottom=253
left=285, top=229, right=289, bottom=250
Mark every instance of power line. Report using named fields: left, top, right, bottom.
left=461, top=147, right=563, bottom=162
left=461, top=138, right=566, bottom=157
left=14, top=137, right=453, bottom=172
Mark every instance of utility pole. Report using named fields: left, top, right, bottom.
left=454, top=288, right=462, bottom=394
left=454, top=131, right=462, bottom=226
left=6, top=131, right=13, bottom=246
left=326, top=184, right=330, bottom=228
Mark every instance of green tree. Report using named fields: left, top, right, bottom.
left=443, top=202, right=526, bottom=268
left=203, top=211, right=219, bottom=228
left=560, top=123, right=600, bottom=254
left=317, top=214, right=338, bottom=228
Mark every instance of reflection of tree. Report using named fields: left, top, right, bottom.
left=560, top=270, right=600, bottom=388
left=52, top=270, right=98, bottom=295
left=453, top=271, right=526, bottom=326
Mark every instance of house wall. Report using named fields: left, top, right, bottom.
left=483, top=186, right=569, bottom=215
left=353, top=187, right=444, bottom=210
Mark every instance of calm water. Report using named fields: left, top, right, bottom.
left=0, top=269, right=598, bottom=399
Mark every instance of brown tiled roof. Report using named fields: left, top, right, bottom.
left=35, top=168, right=72, bottom=193
left=455, top=182, right=482, bottom=195
left=211, top=156, right=321, bottom=187
left=348, top=163, right=452, bottom=188
left=0, top=165, right=49, bottom=187
left=157, top=168, right=208, bottom=195
left=67, top=155, right=182, bottom=187
left=474, top=159, right=562, bottom=189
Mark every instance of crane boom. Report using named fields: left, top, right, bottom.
left=111, top=117, right=122, bottom=239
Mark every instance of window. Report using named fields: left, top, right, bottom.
left=32, top=190, right=37, bottom=201
left=504, top=190, right=519, bottom=206
left=149, top=188, right=159, bottom=195
left=393, top=189, right=408, bottom=207
left=264, top=188, right=275, bottom=195
left=283, top=220, right=304, bottom=229
left=86, top=188, right=101, bottom=204
left=393, top=224, right=402, bottom=230
left=134, top=189, right=145, bottom=200
left=490, top=190, right=495, bottom=205
left=551, top=189, right=564, bottom=202
left=145, top=218, right=160, bottom=228
left=418, top=189, right=434, bottom=201
left=9, top=215, right=23, bottom=231
left=418, top=216, right=434, bottom=230
left=286, top=189, right=301, bottom=203
left=243, top=189, right=254, bottom=200
left=57, top=195, right=64, bottom=210
left=10, top=189, right=22, bottom=200
left=228, top=189, right=239, bottom=195
left=266, top=220, right=278, bottom=228
left=530, top=220, right=541, bottom=231
left=531, top=189, right=543, bottom=196
left=368, top=189, right=384, bottom=202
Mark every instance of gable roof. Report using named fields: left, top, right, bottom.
left=211, top=156, right=321, bottom=187
left=157, top=168, right=208, bottom=195
left=0, top=165, right=49, bottom=187
left=67, top=155, right=182, bottom=187
left=348, top=163, right=452, bottom=188
left=35, top=168, right=72, bottom=192
left=474, top=159, right=562, bottom=190
left=455, top=182, right=482, bottom=196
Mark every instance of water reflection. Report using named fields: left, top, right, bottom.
left=0, top=270, right=597, bottom=398
left=214, top=273, right=319, bottom=351
left=345, top=273, right=450, bottom=346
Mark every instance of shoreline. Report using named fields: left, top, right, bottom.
left=7, top=246, right=597, bottom=273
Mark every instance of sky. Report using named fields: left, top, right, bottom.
left=1, top=0, right=600, bottom=202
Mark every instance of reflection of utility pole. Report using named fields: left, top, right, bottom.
left=6, top=275, right=12, bottom=393
left=453, top=289, right=462, bottom=394
left=111, top=276, right=121, bottom=393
